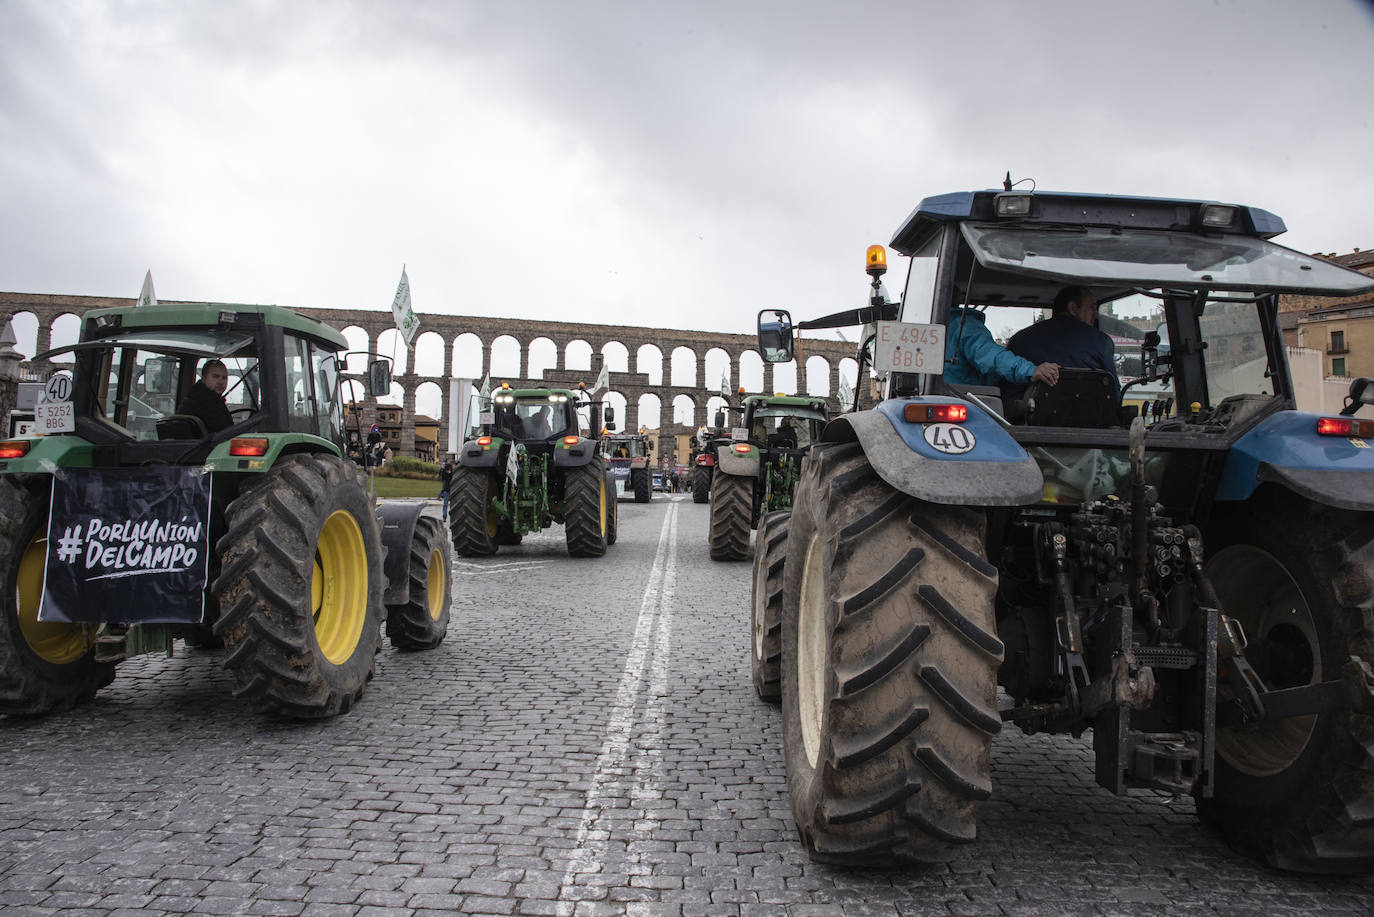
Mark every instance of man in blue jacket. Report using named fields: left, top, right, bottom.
left=944, top=306, right=1060, bottom=389
left=1005, top=285, right=1118, bottom=402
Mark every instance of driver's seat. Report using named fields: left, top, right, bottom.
left=1020, top=368, right=1118, bottom=428
left=156, top=414, right=210, bottom=440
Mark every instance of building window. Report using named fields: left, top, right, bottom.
left=1333, top=357, right=1347, bottom=377
left=1331, top=330, right=1347, bottom=352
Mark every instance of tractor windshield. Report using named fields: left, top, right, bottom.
left=750, top=408, right=825, bottom=448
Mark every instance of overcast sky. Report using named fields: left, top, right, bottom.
left=3, top=0, right=1373, bottom=341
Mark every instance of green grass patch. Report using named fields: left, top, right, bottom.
left=366, top=475, right=444, bottom=499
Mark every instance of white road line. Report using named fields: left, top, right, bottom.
left=556, top=502, right=678, bottom=913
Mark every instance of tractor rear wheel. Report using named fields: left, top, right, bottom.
left=385, top=514, right=451, bottom=651
left=450, top=466, right=500, bottom=556
left=750, top=510, right=790, bottom=703
left=564, top=458, right=609, bottom=558
left=709, top=471, right=752, bottom=561
left=605, top=473, right=619, bottom=546
left=782, top=442, right=1002, bottom=865
left=693, top=464, right=711, bottom=503
left=1199, top=493, right=1374, bottom=874
left=0, top=477, right=113, bottom=716
left=632, top=467, right=651, bottom=503
left=213, top=455, right=384, bottom=718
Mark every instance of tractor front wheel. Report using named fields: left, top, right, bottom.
left=564, top=458, right=609, bottom=558
left=385, top=514, right=451, bottom=651
left=0, top=477, right=113, bottom=716
left=782, top=442, right=1002, bottom=864
left=631, top=467, right=651, bottom=503
left=450, top=466, right=501, bottom=556
left=213, top=455, right=384, bottom=718
left=1199, top=493, right=1374, bottom=874
left=750, top=510, right=790, bottom=703
left=708, top=471, right=752, bottom=561
left=693, top=464, right=711, bottom=504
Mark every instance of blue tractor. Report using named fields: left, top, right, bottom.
left=755, top=186, right=1374, bottom=873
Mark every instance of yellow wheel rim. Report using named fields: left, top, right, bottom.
left=16, top=534, right=89, bottom=664
left=426, top=547, right=444, bottom=621
left=598, top=478, right=607, bottom=537
left=312, top=510, right=368, bottom=665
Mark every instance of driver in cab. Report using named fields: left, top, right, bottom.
left=177, top=358, right=233, bottom=433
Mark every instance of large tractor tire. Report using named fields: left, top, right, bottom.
left=605, top=473, right=619, bottom=546
left=782, top=441, right=1002, bottom=865
left=0, top=477, right=113, bottom=716
left=709, top=471, right=753, bottom=561
left=693, top=464, right=711, bottom=504
left=450, top=466, right=501, bottom=557
left=631, top=467, right=651, bottom=503
left=564, top=458, right=609, bottom=558
left=385, top=514, right=451, bottom=651
left=213, top=454, right=384, bottom=718
left=750, top=510, right=790, bottom=703
left=1198, top=491, right=1374, bottom=874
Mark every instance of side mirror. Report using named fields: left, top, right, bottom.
left=1342, top=377, right=1374, bottom=416
left=603, top=405, right=615, bottom=425
left=366, top=359, right=391, bottom=397
left=713, top=410, right=726, bottom=429
left=143, top=357, right=176, bottom=395
left=758, top=309, right=794, bottom=363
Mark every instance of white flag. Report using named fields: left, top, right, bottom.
left=390, top=266, right=419, bottom=346
left=719, top=370, right=730, bottom=398
left=137, top=270, right=157, bottom=307
left=478, top=375, right=491, bottom=399
left=592, top=364, right=609, bottom=394
left=838, top=376, right=855, bottom=411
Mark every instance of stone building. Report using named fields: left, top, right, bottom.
left=1280, top=249, right=1374, bottom=378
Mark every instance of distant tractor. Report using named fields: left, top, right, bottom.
left=603, top=432, right=654, bottom=502
left=449, top=385, right=617, bottom=557
left=708, top=394, right=828, bottom=561
left=0, top=302, right=451, bottom=720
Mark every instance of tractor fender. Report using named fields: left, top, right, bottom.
left=1216, top=409, right=1374, bottom=511
left=696, top=452, right=716, bottom=468
left=822, top=399, right=1043, bottom=507
left=551, top=437, right=598, bottom=469
left=376, top=500, right=427, bottom=605
left=459, top=436, right=504, bottom=469
left=716, top=444, right=761, bottom=478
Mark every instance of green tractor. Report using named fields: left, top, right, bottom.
left=708, top=394, right=828, bottom=562
left=0, top=302, right=451, bottom=720
left=449, top=385, right=617, bottom=557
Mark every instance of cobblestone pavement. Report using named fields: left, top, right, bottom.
left=3, top=495, right=1374, bottom=916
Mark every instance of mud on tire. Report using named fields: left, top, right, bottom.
left=213, top=454, right=384, bottom=718
left=782, top=441, right=1002, bottom=865
left=0, top=477, right=114, bottom=716
left=751, top=510, right=790, bottom=703
left=385, top=515, right=451, bottom=651
left=709, top=471, right=752, bottom=561
left=450, top=466, right=501, bottom=557
left=1199, top=489, right=1374, bottom=874
left=564, top=457, right=609, bottom=558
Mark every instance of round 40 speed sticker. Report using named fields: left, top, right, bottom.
left=923, top=422, right=976, bottom=455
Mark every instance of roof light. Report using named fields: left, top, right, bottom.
left=865, top=244, right=887, bottom=278
left=217, top=310, right=238, bottom=324
left=904, top=403, right=968, bottom=424
left=500, top=382, right=510, bottom=390
left=0, top=440, right=31, bottom=459
left=995, top=192, right=1033, bottom=218
left=229, top=437, right=269, bottom=457
left=562, top=435, right=580, bottom=446
left=1200, top=205, right=1236, bottom=228
left=1317, top=417, right=1374, bottom=438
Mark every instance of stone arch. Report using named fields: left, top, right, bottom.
left=452, top=332, right=483, bottom=378
left=528, top=336, right=558, bottom=380
left=805, top=355, right=831, bottom=396
left=669, top=346, right=697, bottom=388
left=671, top=393, right=696, bottom=428
left=705, top=395, right=731, bottom=426
left=8, top=311, right=38, bottom=359
left=565, top=339, right=593, bottom=372
left=341, top=327, right=370, bottom=369
left=415, top=380, right=443, bottom=423
left=413, top=331, right=446, bottom=378
left=739, top=350, right=764, bottom=393
left=377, top=328, right=409, bottom=375
left=771, top=361, right=797, bottom=395
left=601, top=341, right=629, bottom=373
left=48, top=313, right=81, bottom=362
left=604, top=391, right=629, bottom=432
left=379, top=380, right=404, bottom=407
left=636, top=344, right=663, bottom=387
left=703, top=347, right=731, bottom=394
left=490, top=335, right=521, bottom=379
left=637, top=392, right=661, bottom=431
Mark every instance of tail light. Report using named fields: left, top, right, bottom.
left=1317, top=417, right=1374, bottom=438
left=733, top=443, right=751, bottom=454
left=229, top=438, right=269, bottom=457
left=0, top=440, right=31, bottom=459
left=476, top=436, right=493, bottom=446
left=904, top=403, right=968, bottom=423
left=562, top=436, right=580, bottom=446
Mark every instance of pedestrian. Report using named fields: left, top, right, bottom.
left=439, top=458, right=454, bottom=519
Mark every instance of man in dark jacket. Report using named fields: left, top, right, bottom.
left=1006, top=286, right=1118, bottom=402
left=176, top=358, right=233, bottom=434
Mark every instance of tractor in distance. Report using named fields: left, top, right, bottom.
left=449, top=383, right=617, bottom=557
left=603, top=430, right=654, bottom=502
left=0, top=301, right=451, bottom=720
left=753, top=185, right=1374, bottom=875
left=708, top=391, right=828, bottom=562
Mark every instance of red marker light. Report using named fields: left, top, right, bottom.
left=477, top=436, right=493, bottom=446
left=733, top=443, right=751, bottom=454
left=904, top=403, right=968, bottom=424
left=0, top=440, right=30, bottom=459
left=229, top=437, right=269, bottom=457
left=1317, top=417, right=1374, bottom=438
left=562, top=436, right=580, bottom=446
